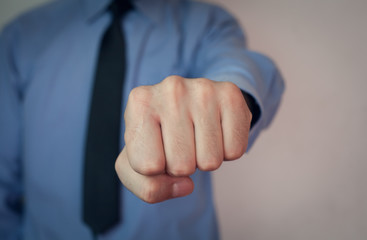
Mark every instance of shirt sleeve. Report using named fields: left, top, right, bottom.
left=191, top=4, right=285, bottom=149
left=0, top=22, right=24, bottom=240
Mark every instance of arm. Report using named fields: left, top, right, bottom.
left=115, top=4, right=284, bottom=203
left=191, top=4, right=285, bottom=149
left=0, top=24, right=24, bottom=239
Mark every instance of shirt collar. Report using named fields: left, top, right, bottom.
left=82, top=0, right=165, bottom=24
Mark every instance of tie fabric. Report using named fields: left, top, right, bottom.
left=83, top=0, right=132, bottom=235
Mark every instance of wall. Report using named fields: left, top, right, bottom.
left=1, top=0, right=366, bottom=239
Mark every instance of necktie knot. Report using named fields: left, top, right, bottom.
left=109, top=0, right=133, bottom=20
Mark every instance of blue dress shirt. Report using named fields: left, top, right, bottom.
left=0, top=0, right=285, bottom=239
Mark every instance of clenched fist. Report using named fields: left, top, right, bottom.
left=115, top=75, right=252, bottom=203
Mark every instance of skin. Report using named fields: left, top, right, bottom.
left=115, top=75, right=252, bottom=203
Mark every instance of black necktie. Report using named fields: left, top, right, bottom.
left=83, top=0, right=132, bottom=235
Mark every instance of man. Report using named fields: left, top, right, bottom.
left=0, top=0, right=284, bottom=239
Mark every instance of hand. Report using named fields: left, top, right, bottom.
left=115, top=75, right=252, bottom=203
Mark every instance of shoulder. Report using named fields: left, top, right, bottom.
left=169, top=0, right=239, bottom=35
left=1, top=0, right=79, bottom=39
left=166, top=0, right=242, bottom=45
left=177, top=0, right=236, bottom=21
left=0, top=0, right=81, bottom=84
left=0, top=0, right=81, bottom=58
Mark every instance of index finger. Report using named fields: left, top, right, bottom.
left=124, top=87, right=165, bottom=176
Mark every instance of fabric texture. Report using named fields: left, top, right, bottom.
left=0, top=0, right=285, bottom=239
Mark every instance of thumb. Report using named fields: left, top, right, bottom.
left=115, top=147, right=194, bottom=203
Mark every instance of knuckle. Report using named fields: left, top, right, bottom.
left=141, top=180, right=161, bottom=203
left=132, top=159, right=164, bottom=176
left=225, top=144, right=247, bottom=160
left=168, top=162, right=196, bottom=177
left=221, top=81, right=240, bottom=94
left=226, top=93, right=242, bottom=108
left=128, top=86, right=152, bottom=107
left=220, top=82, right=243, bottom=105
left=194, top=78, right=215, bottom=104
left=163, top=75, right=184, bottom=84
left=195, top=77, right=211, bottom=87
left=162, top=75, right=186, bottom=99
left=197, top=157, right=222, bottom=171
